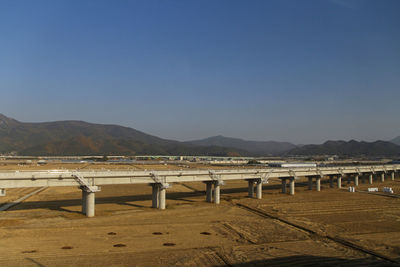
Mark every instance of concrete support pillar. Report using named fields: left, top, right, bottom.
left=256, top=180, right=262, bottom=199
left=205, top=182, right=213, bottom=203
left=381, top=173, right=385, bottom=182
left=248, top=180, right=255, bottom=198
left=369, top=174, right=373, bottom=184
left=354, top=175, right=359, bottom=186
left=152, top=184, right=159, bottom=208
left=159, top=187, right=166, bottom=210
left=308, top=177, right=313, bottom=190
left=213, top=182, right=220, bottom=204
left=391, top=172, right=395, bottom=181
left=82, top=190, right=87, bottom=215
left=329, top=176, right=334, bottom=188
left=85, top=192, right=95, bottom=217
left=289, top=178, right=295, bottom=195
left=281, top=178, right=287, bottom=194
left=316, top=177, right=321, bottom=192
left=337, top=176, right=342, bottom=189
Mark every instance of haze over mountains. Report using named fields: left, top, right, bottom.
left=287, top=140, right=400, bottom=157
left=1, top=114, right=400, bottom=157
left=390, top=136, right=400, bottom=146
left=0, top=114, right=245, bottom=156
left=187, top=135, right=296, bottom=156
left=188, top=136, right=400, bottom=157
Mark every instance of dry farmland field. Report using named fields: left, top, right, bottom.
left=0, top=162, right=400, bottom=266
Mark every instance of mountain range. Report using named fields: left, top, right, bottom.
left=1, top=114, right=400, bottom=157
left=0, top=114, right=246, bottom=156
left=187, top=135, right=296, bottom=156
left=287, top=140, right=400, bottom=157
left=390, top=136, right=400, bottom=146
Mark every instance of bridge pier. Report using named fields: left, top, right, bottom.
left=281, top=178, right=287, bottom=194
left=150, top=183, right=167, bottom=209
left=82, top=190, right=87, bottom=214
left=85, top=192, right=95, bottom=217
left=247, top=179, right=255, bottom=198
left=391, top=172, right=395, bottom=181
left=205, top=181, right=213, bottom=203
left=354, top=175, right=359, bottom=186
left=159, top=187, right=166, bottom=210
left=256, top=179, right=262, bottom=199
left=381, top=172, right=385, bottom=182
left=213, top=181, right=220, bottom=204
left=316, top=176, right=321, bottom=191
left=246, top=178, right=262, bottom=199
left=289, top=178, right=295, bottom=195
left=329, top=176, right=334, bottom=188
left=152, top=184, right=160, bottom=208
left=369, top=174, right=373, bottom=184
left=80, top=188, right=97, bottom=217
left=0, top=189, right=5, bottom=196
left=308, top=177, right=313, bottom=190
left=337, top=176, right=342, bottom=188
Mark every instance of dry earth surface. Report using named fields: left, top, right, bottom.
left=0, top=163, right=400, bottom=266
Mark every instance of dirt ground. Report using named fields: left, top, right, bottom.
left=0, top=164, right=400, bottom=266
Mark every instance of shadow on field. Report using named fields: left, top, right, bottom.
left=9, top=190, right=207, bottom=212
left=8, top=181, right=330, bottom=212
left=215, top=255, right=398, bottom=266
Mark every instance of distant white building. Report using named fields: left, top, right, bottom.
left=268, top=163, right=317, bottom=168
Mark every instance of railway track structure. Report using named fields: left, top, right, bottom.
left=0, top=164, right=399, bottom=217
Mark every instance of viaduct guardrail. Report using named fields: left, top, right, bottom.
left=0, top=164, right=399, bottom=217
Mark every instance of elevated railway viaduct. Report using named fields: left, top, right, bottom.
left=0, top=164, right=399, bottom=217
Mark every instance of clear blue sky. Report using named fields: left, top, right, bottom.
left=1, top=0, right=399, bottom=144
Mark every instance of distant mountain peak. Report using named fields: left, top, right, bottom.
left=0, top=114, right=19, bottom=130
left=207, top=135, right=245, bottom=141
left=187, top=135, right=296, bottom=156
left=0, top=113, right=10, bottom=121
left=0, top=114, right=247, bottom=156
left=288, top=139, right=400, bottom=156
left=391, top=136, right=400, bottom=146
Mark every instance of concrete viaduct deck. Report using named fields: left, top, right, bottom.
left=1, top=164, right=399, bottom=217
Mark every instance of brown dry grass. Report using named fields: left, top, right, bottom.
left=0, top=164, right=399, bottom=266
